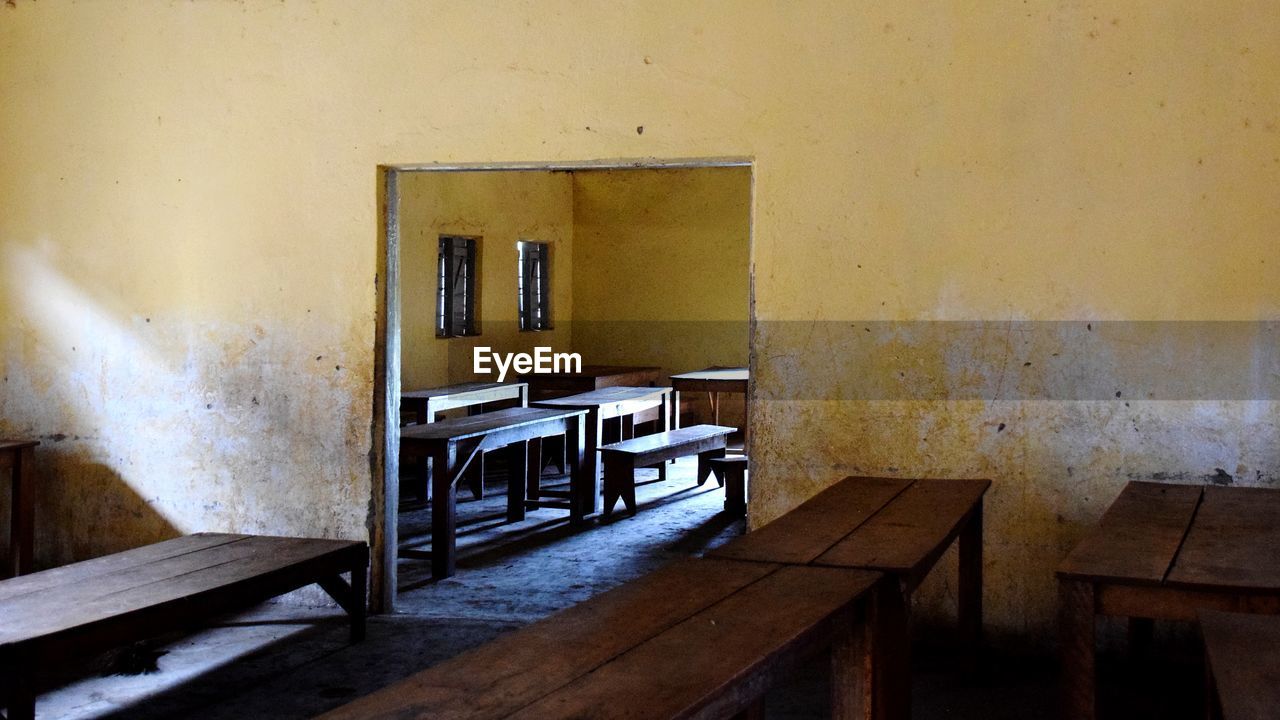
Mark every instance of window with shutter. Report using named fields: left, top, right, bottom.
left=517, top=240, right=552, bottom=331
left=436, top=235, right=478, bottom=338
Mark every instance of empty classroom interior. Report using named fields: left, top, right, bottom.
left=2, top=3, right=1279, bottom=720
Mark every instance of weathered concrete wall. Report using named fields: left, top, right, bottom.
left=571, top=167, right=750, bottom=424
left=398, top=170, right=574, bottom=390
left=2, top=1, right=1278, bottom=645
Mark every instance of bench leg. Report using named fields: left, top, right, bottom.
left=506, top=441, right=528, bottom=523
left=696, top=447, right=726, bottom=486
left=602, top=453, right=637, bottom=518
left=831, top=598, right=874, bottom=720
left=431, top=444, right=459, bottom=579
left=874, top=580, right=911, bottom=720
left=724, top=466, right=747, bottom=518
left=4, top=660, right=35, bottom=720
left=350, top=552, right=368, bottom=643
left=1060, top=579, right=1096, bottom=720
left=566, top=414, right=593, bottom=523
left=958, top=503, right=983, bottom=667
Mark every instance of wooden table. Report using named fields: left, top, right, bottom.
left=1, top=440, right=38, bottom=578
left=709, top=475, right=990, bottom=719
left=1199, top=610, right=1280, bottom=720
left=670, top=366, right=748, bottom=445
left=316, top=558, right=883, bottom=720
left=532, top=386, right=672, bottom=516
left=399, top=407, right=588, bottom=579
left=400, top=381, right=527, bottom=425
left=400, top=382, right=529, bottom=500
left=517, top=365, right=660, bottom=401
left=1057, top=482, right=1280, bottom=720
left=0, top=533, right=367, bottom=720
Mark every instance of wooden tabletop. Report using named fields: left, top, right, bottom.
left=532, top=385, right=669, bottom=408
left=1199, top=609, right=1280, bottom=720
left=670, top=366, right=749, bottom=382
left=710, top=476, right=990, bottom=584
left=316, top=558, right=879, bottom=720
left=401, top=382, right=525, bottom=400
left=1057, top=482, right=1280, bottom=594
left=399, top=406, right=586, bottom=443
left=0, top=440, right=39, bottom=452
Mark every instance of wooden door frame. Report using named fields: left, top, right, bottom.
left=371, top=157, right=756, bottom=613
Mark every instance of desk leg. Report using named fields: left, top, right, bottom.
left=958, top=503, right=984, bottom=664
left=673, top=390, right=682, bottom=430
left=431, top=444, right=459, bottom=579
left=831, top=597, right=875, bottom=720
left=507, top=441, right=527, bottom=523
left=874, top=579, right=911, bottom=720
left=567, top=414, right=591, bottom=523
left=527, top=437, right=543, bottom=501
left=1060, top=579, right=1096, bottom=720
left=11, top=446, right=35, bottom=577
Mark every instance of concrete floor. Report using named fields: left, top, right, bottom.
left=26, top=457, right=1205, bottom=719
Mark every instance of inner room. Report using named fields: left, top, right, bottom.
left=392, top=163, right=753, bottom=608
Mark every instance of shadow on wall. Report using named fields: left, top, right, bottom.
left=0, top=451, right=178, bottom=569
left=1, top=242, right=181, bottom=569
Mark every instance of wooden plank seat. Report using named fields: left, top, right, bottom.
left=1199, top=609, right=1280, bottom=720
left=709, top=475, right=990, bottom=719
left=316, top=557, right=884, bottom=720
left=599, top=424, right=735, bottom=517
left=708, top=455, right=749, bottom=518
left=0, top=533, right=368, bottom=720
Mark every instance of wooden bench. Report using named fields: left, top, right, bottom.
left=708, top=455, right=749, bottom=518
left=0, top=533, right=368, bottom=720
left=599, top=424, right=735, bottom=517
left=400, top=407, right=589, bottom=579
left=709, top=475, right=990, bottom=719
left=1199, top=609, right=1280, bottom=720
left=316, top=557, right=883, bottom=720
left=1057, top=482, right=1280, bottom=720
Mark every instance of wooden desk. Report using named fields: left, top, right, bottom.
left=517, top=365, right=660, bottom=401
left=1200, top=610, right=1280, bottom=720
left=1057, top=482, right=1280, bottom=720
left=400, top=381, right=527, bottom=425
left=709, top=475, right=990, bottom=719
left=316, top=558, right=883, bottom=720
left=670, top=366, right=748, bottom=445
left=0, top=533, right=367, bottom=720
left=0, top=440, right=38, bottom=578
left=400, top=407, right=588, bottom=579
left=532, top=386, right=671, bottom=516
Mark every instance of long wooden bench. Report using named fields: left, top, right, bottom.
left=0, top=533, right=368, bottom=720
left=599, top=424, right=735, bottom=517
left=316, top=556, right=883, bottom=720
left=709, top=475, right=991, bottom=719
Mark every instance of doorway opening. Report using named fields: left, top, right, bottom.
left=372, top=158, right=755, bottom=612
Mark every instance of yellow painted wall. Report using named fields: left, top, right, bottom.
left=571, top=167, right=750, bottom=424
left=398, top=170, right=574, bottom=391
left=3, top=1, right=1278, bottom=644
